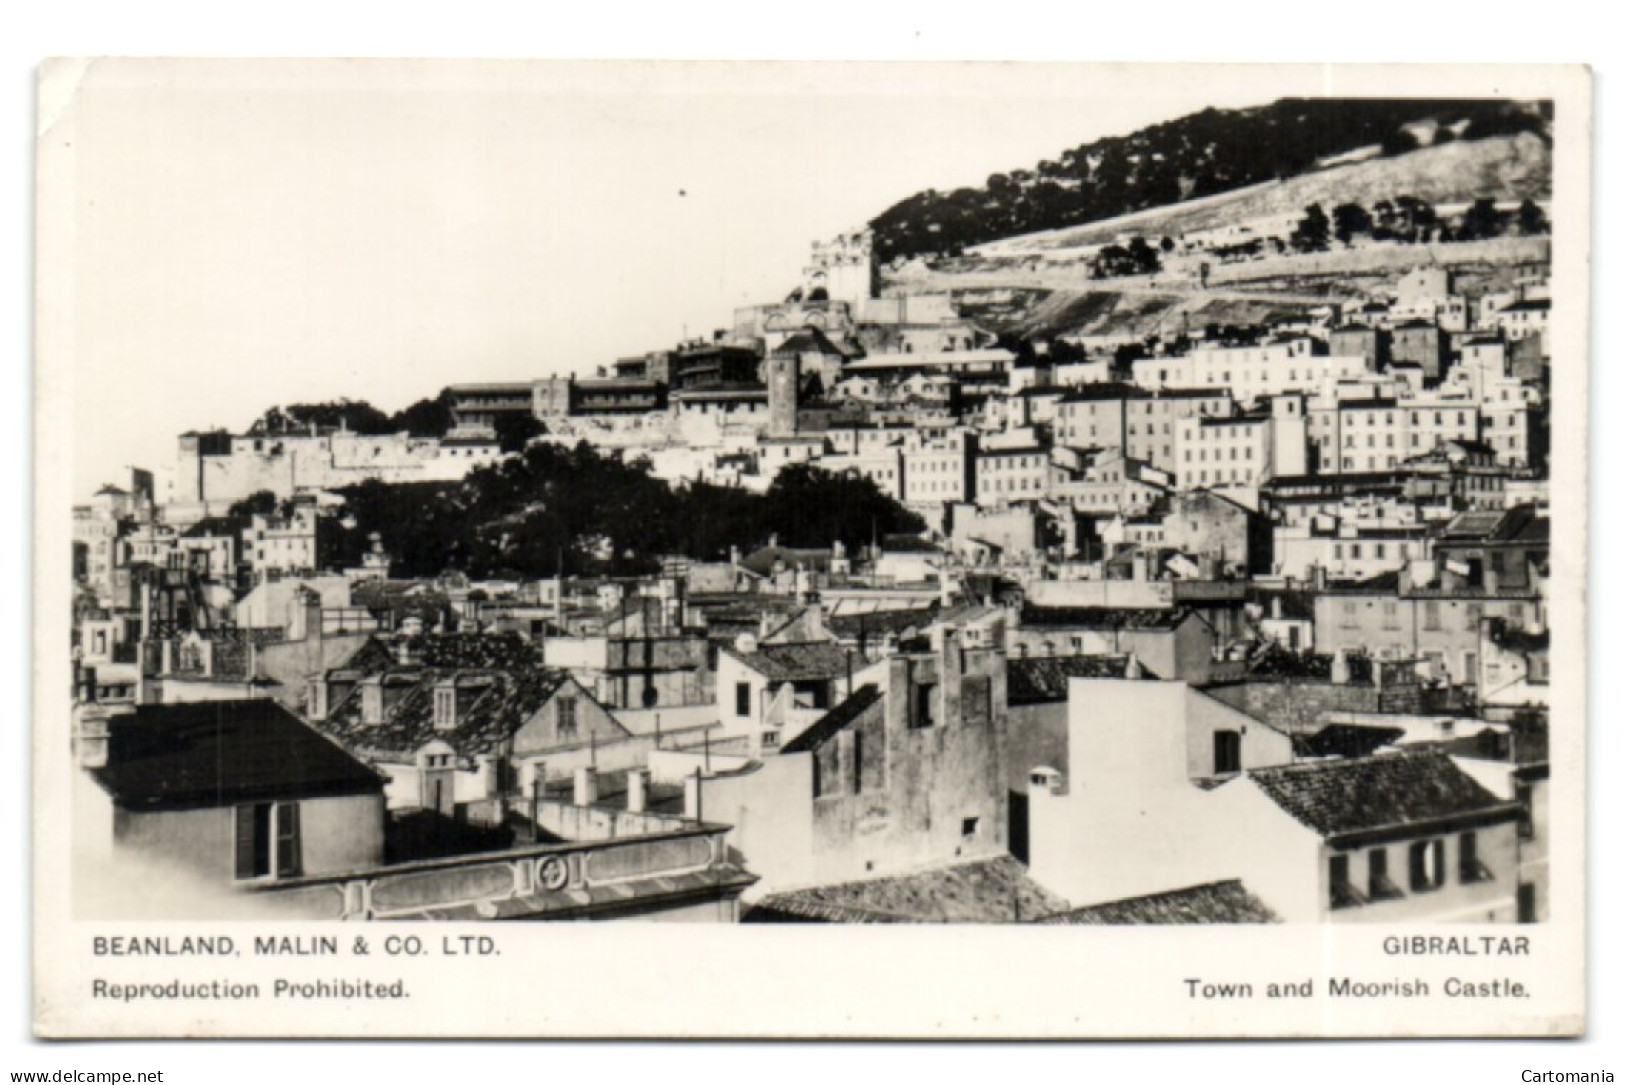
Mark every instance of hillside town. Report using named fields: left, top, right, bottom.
left=71, top=185, right=1553, bottom=925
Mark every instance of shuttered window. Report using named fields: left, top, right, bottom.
left=235, top=803, right=270, bottom=880
left=275, top=802, right=301, bottom=878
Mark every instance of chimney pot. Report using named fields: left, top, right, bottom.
left=573, top=765, right=598, bottom=807
left=626, top=768, right=649, bottom=814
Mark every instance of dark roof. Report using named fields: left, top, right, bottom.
left=1249, top=748, right=1518, bottom=841
left=780, top=684, right=883, bottom=754
left=739, top=545, right=833, bottom=577
left=181, top=516, right=245, bottom=539
left=772, top=326, right=848, bottom=359
left=1007, top=655, right=1158, bottom=706
left=746, top=856, right=1071, bottom=923
left=1437, top=503, right=1548, bottom=546
left=1057, top=381, right=1148, bottom=403
left=1019, top=605, right=1190, bottom=631
left=93, top=700, right=384, bottom=810
left=1039, top=880, right=1279, bottom=925
left=1291, top=722, right=1407, bottom=759
left=318, top=661, right=591, bottom=760
left=827, top=607, right=940, bottom=639
left=726, top=641, right=851, bottom=682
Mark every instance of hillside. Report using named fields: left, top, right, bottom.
left=867, top=97, right=1550, bottom=263
left=971, top=133, right=1552, bottom=257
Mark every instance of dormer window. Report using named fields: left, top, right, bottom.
left=434, top=685, right=457, bottom=731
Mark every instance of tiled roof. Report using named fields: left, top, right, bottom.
left=1020, top=605, right=1190, bottom=631
left=1039, top=880, right=1280, bottom=925
left=1248, top=747, right=1517, bottom=840
left=1291, top=722, right=1407, bottom=759
left=1007, top=655, right=1157, bottom=706
left=780, top=684, right=882, bottom=754
left=93, top=700, right=384, bottom=810
left=746, top=856, right=1071, bottom=923
left=726, top=641, right=851, bottom=682
left=827, top=607, right=940, bottom=639
left=318, top=664, right=585, bottom=760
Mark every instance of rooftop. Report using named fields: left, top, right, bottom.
left=1019, top=605, right=1190, bottom=631
left=92, top=700, right=384, bottom=811
left=1007, top=654, right=1158, bottom=706
left=1038, top=880, right=1279, bottom=925
left=725, top=641, right=852, bottom=683
left=780, top=684, right=883, bottom=754
left=1248, top=747, right=1518, bottom=841
left=746, top=856, right=1071, bottom=923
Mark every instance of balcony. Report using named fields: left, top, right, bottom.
left=249, top=801, right=753, bottom=921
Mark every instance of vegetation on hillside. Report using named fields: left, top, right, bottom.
left=331, top=443, right=924, bottom=579
left=868, top=98, right=1550, bottom=262
left=249, top=390, right=457, bottom=438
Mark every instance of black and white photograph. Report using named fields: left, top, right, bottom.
left=29, top=56, right=1591, bottom=1042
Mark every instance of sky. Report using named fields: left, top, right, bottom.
left=55, top=60, right=1297, bottom=498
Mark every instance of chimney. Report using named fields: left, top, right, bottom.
left=684, top=770, right=704, bottom=821
left=74, top=704, right=117, bottom=770
left=478, top=755, right=502, bottom=798
left=1331, top=647, right=1351, bottom=685
left=1123, top=653, right=1143, bottom=680
left=573, top=765, right=598, bottom=807
left=626, top=768, right=649, bottom=814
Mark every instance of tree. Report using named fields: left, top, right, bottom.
left=492, top=413, right=545, bottom=453
left=1292, top=204, right=1331, bottom=252
left=252, top=399, right=394, bottom=435
left=227, top=490, right=279, bottom=519
left=1517, top=199, right=1550, bottom=236
left=1380, top=127, right=1420, bottom=157
left=390, top=390, right=456, bottom=438
left=1332, top=202, right=1372, bottom=245
left=1459, top=197, right=1505, bottom=241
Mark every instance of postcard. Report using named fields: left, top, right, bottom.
left=33, top=59, right=1590, bottom=1038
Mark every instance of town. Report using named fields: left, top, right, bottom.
left=68, top=108, right=1553, bottom=927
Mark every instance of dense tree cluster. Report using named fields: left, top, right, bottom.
left=868, top=98, right=1551, bottom=263
left=331, top=443, right=924, bottom=579
left=249, top=389, right=458, bottom=439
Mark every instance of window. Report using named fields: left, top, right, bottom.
left=1518, top=883, right=1538, bottom=924
left=1368, top=847, right=1402, bottom=900
left=1329, top=855, right=1362, bottom=910
left=235, top=802, right=300, bottom=880
left=1516, top=783, right=1535, bottom=840
left=1213, top=730, right=1241, bottom=775
left=911, top=682, right=937, bottom=729
left=961, top=816, right=981, bottom=841
left=734, top=682, right=751, bottom=718
left=1459, top=831, right=1492, bottom=883
left=1409, top=838, right=1446, bottom=892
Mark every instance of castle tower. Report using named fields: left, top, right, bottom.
left=803, top=229, right=876, bottom=308
left=765, top=352, right=800, bottom=439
